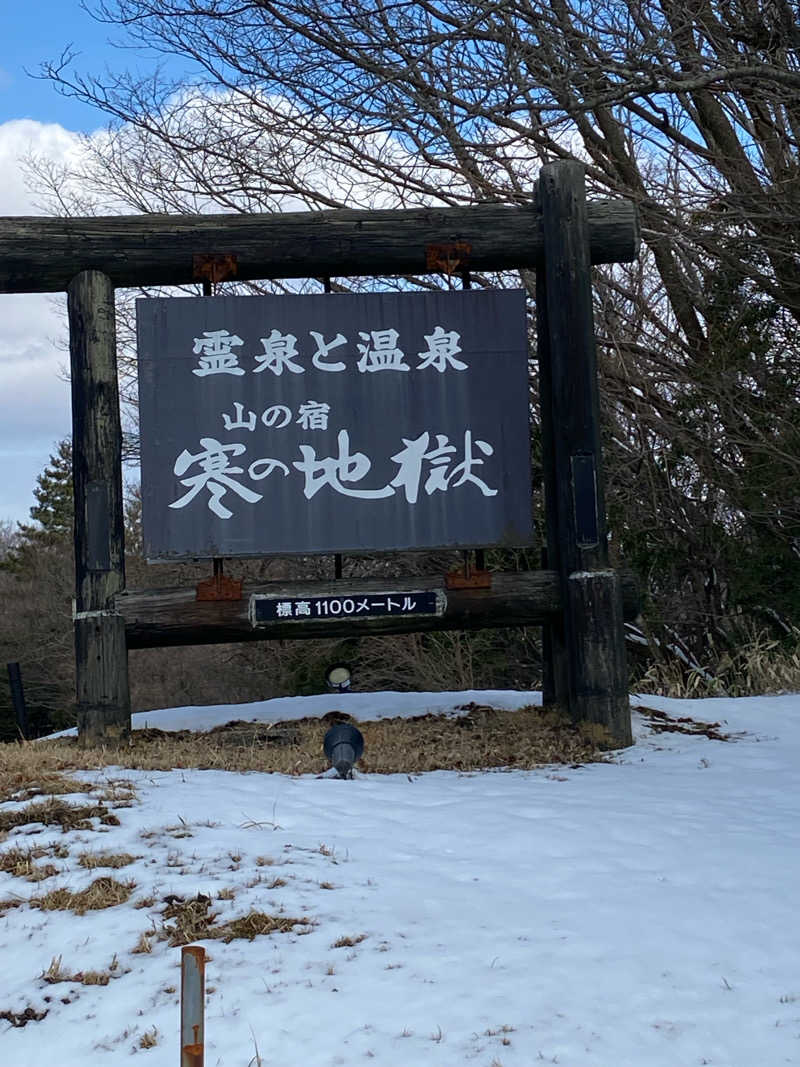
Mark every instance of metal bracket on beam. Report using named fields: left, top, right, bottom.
left=192, top=253, right=238, bottom=291
left=196, top=558, right=242, bottom=602
left=426, top=242, right=471, bottom=275
left=445, top=551, right=491, bottom=590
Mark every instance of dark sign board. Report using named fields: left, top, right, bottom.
left=136, top=289, right=531, bottom=558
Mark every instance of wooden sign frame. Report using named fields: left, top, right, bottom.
left=0, top=160, right=638, bottom=747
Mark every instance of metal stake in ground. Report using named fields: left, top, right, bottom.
left=6, top=662, right=28, bottom=739
left=181, top=945, right=205, bottom=1067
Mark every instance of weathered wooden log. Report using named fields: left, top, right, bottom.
left=118, top=569, right=640, bottom=650
left=0, top=199, right=638, bottom=294
left=566, top=569, right=631, bottom=747
left=536, top=254, right=569, bottom=713
left=540, top=161, right=632, bottom=747
left=69, top=270, right=131, bottom=744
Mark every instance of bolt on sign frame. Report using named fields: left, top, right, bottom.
left=0, top=160, right=639, bottom=747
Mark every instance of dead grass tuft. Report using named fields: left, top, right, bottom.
left=161, top=893, right=215, bottom=945
left=331, top=933, right=367, bottom=949
left=139, top=1027, right=159, bottom=1049
left=32, top=877, right=135, bottom=916
left=0, top=743, right=137, bottom=805
left=132, top=932, right=153, bottom=954
left=40, top=955, right=70, bottom=983
left=158, top=893, right=313, bottom=946
left=29, top=863, right=61, bottom=882
left=637, top=707, right=731, bottom=741
left=40, top=954, right=117, bottom=986
left=3, top=704, right=602, bottom=777
left=0, top=769, right=93, bottom=805
left=0, top=1005, right=48, bottom=1027
left=635, top=625, right=800, bottom=699
left=78, top=851, right=138, bottom=870
left=0, top=797, right=120, bottom=834
left=0, top=844, right=65, bottom=881
left=213, top=910, right=310, bottom=943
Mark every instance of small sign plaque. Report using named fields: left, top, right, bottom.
left=250, top=590, right=444, bottom=626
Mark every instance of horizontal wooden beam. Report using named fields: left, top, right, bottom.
left=119, top=569, right=640, bottom=650
left=0, top=199, right=638, bottom=294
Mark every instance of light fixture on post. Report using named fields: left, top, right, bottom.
left=325, top=663, right=352, bottom=693
left=323, top=723, right=364, bottom=779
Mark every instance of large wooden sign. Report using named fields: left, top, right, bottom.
left=136, top=289, right=532, bottom=559
left=0, top=160, right=637, bottom=745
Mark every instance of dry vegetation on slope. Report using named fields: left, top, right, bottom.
left=0, top=705, right=603, bottom=790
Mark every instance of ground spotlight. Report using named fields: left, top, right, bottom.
left=323, top=723, right=364, bottom=779
left=325, top=663, right=352, bottom=692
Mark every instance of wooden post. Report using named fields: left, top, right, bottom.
left=536, top=253, right=570, bottom=713
left=538, top=162, right=632, bottom=747
left=68, top=270, right=130, bottom=745
left=6, top=662, right=28, bottom=739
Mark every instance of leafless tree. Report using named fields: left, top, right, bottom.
left=35, top=0, right=800, bottom=657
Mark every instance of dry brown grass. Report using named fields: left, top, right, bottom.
left=0, top=1006, right=48, bottom=1028
left=354, top=704, right=603, bottom=771
left=139, top=1028, right=159, bottom=1049
left=40, top=954, right=121, bottom=986
left=31, top=877, right=135, bottom=915
left=131, top=932, right=153, bottom=954
left=0, top=770, right=94, bottom=803
left=215, top=910, right=310, bottom=943
left=0, top=843, right=67, bottom=881
left=0, top=705, right=602, bottom=781
left=0, top=743, right=137, bottom=805
left=634, top=625, right=800, bottom=698
left=78, top=851, right=138, bottom=870
left=0, top=797, right=120, bottom=834
left=159, top=892, right=313, bottom=946
left=331, top=933, right=367, bottom=948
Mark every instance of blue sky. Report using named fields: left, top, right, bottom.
left=0, top=3, right=154, bottom=523
left=0, top=3, right=128, bottom=129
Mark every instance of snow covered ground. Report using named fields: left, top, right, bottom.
left=2, top=690, right=800, bottom=1066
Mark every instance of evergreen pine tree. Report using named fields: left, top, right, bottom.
left=2, top=439, right=74, bottom=571
left=24, top=438, right=73, bottom=539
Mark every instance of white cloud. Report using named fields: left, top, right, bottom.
left=0, top=119, right=88, bottom=522
left=0, top=118, right=85, bottom=214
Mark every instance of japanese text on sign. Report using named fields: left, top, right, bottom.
left=191, top=326, right=467, bottom=377
left=251, top=590, right=443, bottom=626
left=136, top=289, right=532, bottom=557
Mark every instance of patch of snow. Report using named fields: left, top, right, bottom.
left=4, top=689, right=800, bottom=1065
